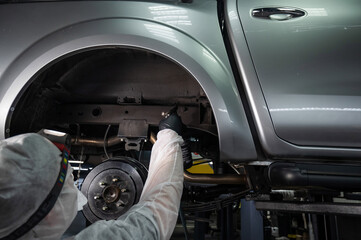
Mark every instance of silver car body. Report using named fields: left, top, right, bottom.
left=226, top=0, right=361, bottom=160
left=0, top=0, right=360, bottom=162
left=0, top=0, right=256, bottom=162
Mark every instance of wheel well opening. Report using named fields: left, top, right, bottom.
left=8, top=48, right=217, bottom=136
left=7, top=47, right=219, bottom=166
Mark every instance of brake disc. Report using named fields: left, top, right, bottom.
left=81, top=157, right=147, bottom=223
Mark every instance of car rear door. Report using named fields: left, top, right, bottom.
left=235, top=0, right=361, bottom=148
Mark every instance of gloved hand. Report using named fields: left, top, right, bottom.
left=159, top=111, right=193, bottom=169
left=159, top=112, right=184, bottom=136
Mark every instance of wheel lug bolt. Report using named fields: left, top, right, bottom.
left=94, top=195, right=101, bottom=200
left=102, top=206, right=108, bottom=211
left=121, top=188, right=127, bottom=193
left=99, top=182, right=107, bottom=187
left=116, top=200, right=125, bottom=207
left=112, top=178, right=119, bottom=182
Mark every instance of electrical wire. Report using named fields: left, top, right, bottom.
left=138, top=140, right=145, bottom=161
left=77, top=145, right=84, bottom=185
left=103, top=124, right=111, bottom=160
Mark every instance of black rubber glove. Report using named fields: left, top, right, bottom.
left=159, top=111, right=193, bottom=169
left=159, top=112, right=183, bottom=136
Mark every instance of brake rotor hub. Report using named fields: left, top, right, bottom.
left=102, top=185, right=121, bottom=203
left=81, top=157, right=147, bottom=223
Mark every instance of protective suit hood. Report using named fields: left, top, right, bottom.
left=0, top=133, right=78, bottom=239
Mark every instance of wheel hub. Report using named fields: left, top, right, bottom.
left=81, top=157, right=147, bottom=223
left=102, top=185, right=121, bottom=204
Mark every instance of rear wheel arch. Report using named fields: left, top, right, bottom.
left=1, top=18, right=256, bottom=162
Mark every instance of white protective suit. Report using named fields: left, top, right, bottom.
left=0, top=129, right=183, bottom=240
left=74, top=129, right=184, bottom=240
left=0, top=133, right=79, bottom=240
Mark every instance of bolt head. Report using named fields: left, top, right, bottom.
left=112, top=178, right=119, bottom=182
left=102, top=206, right=108, bottom=211
left=121, top=188, right=127, bottom=193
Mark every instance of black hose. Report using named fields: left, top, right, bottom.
left=181, top=139, right=193, bottom=169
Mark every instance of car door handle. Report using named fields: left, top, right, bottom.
left=252, top=8, right=306, bottom=21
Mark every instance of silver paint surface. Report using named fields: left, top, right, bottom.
left=237, top=0, right=361, bottom=148
left=226, top=0, right=361, bottom=160
left=0, top=0, right=257, bottom=162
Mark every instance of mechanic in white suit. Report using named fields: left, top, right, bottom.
left=0, top=113, right=185, bottom=240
